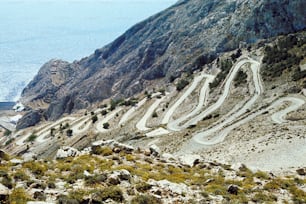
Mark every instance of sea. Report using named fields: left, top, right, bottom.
left=0, top=102, right=15, bottom=111
left=0, top=0, right=176, bottom=102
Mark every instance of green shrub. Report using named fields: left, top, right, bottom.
left=9, top=187, right=32, bottom=204
left=136, top=182, right=152, bottom=192
left=131, top=194, right=161, bottom=204
left=26, top=134, right=37, bottom=142
left=57, top=195, right=79, bottom=204
left=261, top=34, right=304, bottom=80
left=13, top=169, right=29, bottom=181
left=85, top=174, right=107, bottom=186
left=231, top=49, right=242, bottom=61
left=103, top=122, right=110, bottom=129
left=234, top=70, right=247, bottom=86
left=92, top=146, right=113, bottom=156
left=101, top=110, right=108, bottom=116
left=23, top=161, right=47, bottom=176
left=110, top=99, right=120, bottom=111
left=176, top=79, right=189, bottom=91
left=66, top=129, right=73, bottom=137
left=4, top=129, right=11, bottom=136
left=290, top=185, right=306, bottom=204
left=91, top=115, right=98, bottom=124
left=0, top=171, right=13, bottom=189
left=254, top=171, right=270, bottom=180
left=292, top=67, right=306, bottom=81
left=93, top=186, right=124, bottom=202
left=5, top=138, right=14, bottom=146
left=210, top=58, right=233, bottom=89
left=50, top=128, right=56, bottom=136
left=252, top=192, right=277, bottom=203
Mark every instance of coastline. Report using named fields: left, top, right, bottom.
left=0, top=102, right=16, bottom=111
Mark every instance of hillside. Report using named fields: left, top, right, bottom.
left=3, top=31, right=306, bottom=169
left=19, top=0, right=306, bottom=126
left=1, top=30, right=306, bottom=204
left=0, top=1, right=305, bottom=203
left=1, top=141, right=306, bottom=203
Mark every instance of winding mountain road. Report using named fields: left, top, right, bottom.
left=162, top=74, right=206, bottom=125
left=119, top=98, right=147, bottom=125
left=193, top=96, right=305, bottom=145
left=136, top=95, right=166, bottom=131
left=166, top=74, right=215, bottom=131
left=271, top=97, right=305, bottom=124
left=184, top=58, right=261, bottom=128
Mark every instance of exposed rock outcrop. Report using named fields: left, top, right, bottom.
left=55, top=146, right=80, bottom=159
left=16, top=110, right=42, bottom=130
left=19, top=0, right=306, bottom=127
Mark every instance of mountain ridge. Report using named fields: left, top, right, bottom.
left=19, top=0, right=306, bottom=128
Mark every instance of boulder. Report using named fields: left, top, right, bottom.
left=112, top=147, right=121, bottom=153
left=113, top=143, right=134, bottom=153
left=91, top=140, right=134, bottom=154
left=149, top=145, right=161, bottom=157
left=10, top=158, right=23, bottom=164
left=117, top=170, right=131, bottom=181
left=55, top=146, right=80, bottom=159
left=296, top=168, right=306, bottom=176
left=178, top=154, right=202, bottom=167
left=80, top=147, right=91, bottom=155
left=22, top=152, right=37, bottom=162
left=107, top=170, right=131, bottom=185
left=84, top=170, right=92, bottom=177
left=108, top=174, right=121, bottom=185
left=149, top=179, right=189, bottom=195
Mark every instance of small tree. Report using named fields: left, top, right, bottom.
left=4, top=129, right=12, bottom=136
left=92, top=115, right=98, bottom=124
left=66, top=129, right=73, bottom=137
left=64, top=123, right=69, bottom=129
left=50, top=128, right=56, bottom=136
left=26, top=134, right=37, bottom=142
left=110, top=100, right=117, bottom=111
left=103, top=122, right=110, bottom=129
left=152, top=112, right=158, bottom=118
left=176, top=79, right=189, bottom=91
left=101, top=110, right=108, bottom=116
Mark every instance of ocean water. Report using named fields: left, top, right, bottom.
left=0, top=0, right=176, bottom=102
left=0, top=102, right=15, bottom=110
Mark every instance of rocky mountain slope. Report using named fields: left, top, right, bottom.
left=4, top=30, right=306, bottom=168
left=19, top=0, right=306, bottom=126
left=1, top=24, right=306, bottom=204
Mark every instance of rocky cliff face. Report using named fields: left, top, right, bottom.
left=20, top=0, right=306, bottom=126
